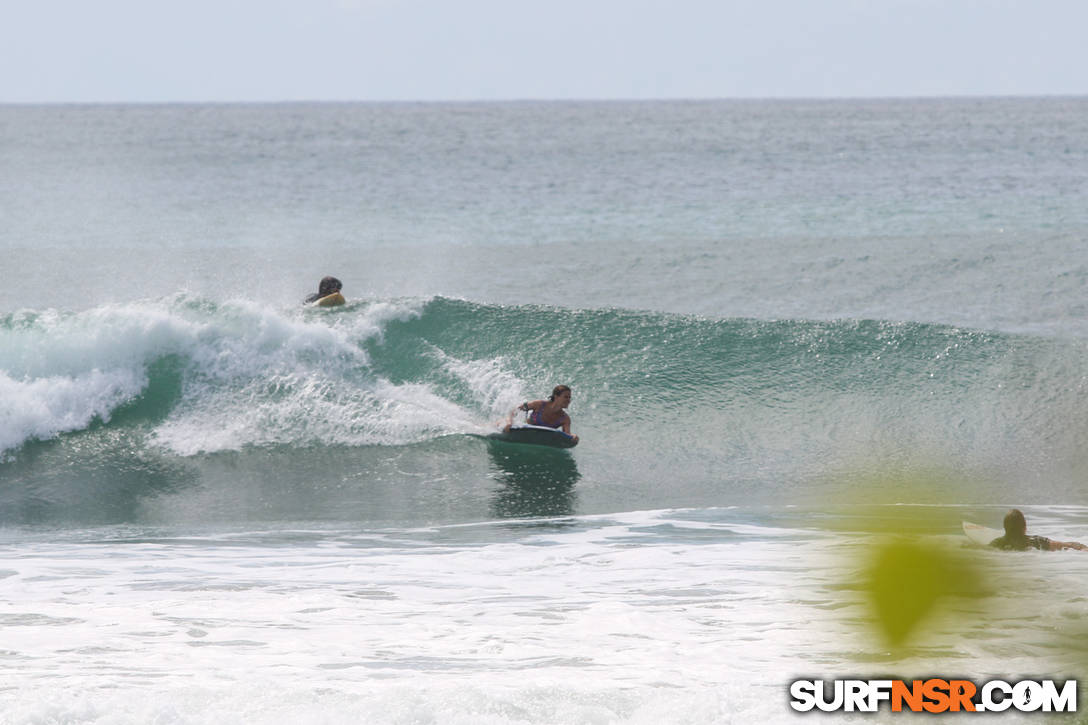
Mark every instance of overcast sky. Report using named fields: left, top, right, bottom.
left=4, top=0, right=1086, bottom=103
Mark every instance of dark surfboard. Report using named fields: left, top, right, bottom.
left=487, top=424, right=578, bottom=449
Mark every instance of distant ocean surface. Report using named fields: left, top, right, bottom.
left=3, top=98, right=1088, bottom=723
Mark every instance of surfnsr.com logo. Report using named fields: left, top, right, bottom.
left=789, top=679, right=1077, bottom=713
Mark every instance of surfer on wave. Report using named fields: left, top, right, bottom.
left=990, top=509, right=1087, bottom=551
left=304, top=276, right=343, bottom=305
left=504, top=385, right=578, bottom=444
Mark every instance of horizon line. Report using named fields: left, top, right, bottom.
left=2, top=92, right=1087, bottom=107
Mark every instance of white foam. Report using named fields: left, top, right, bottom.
left=435, top=349, right=526, bottom=420
left=5, top=509, right=1076, bottom=723
left=0, top=513, right=806, bottom=723
left=0, top=368, right=147, bottom=456
left=145, top=298, right=480, bottom=454
left=0, top=296, right=478, bottom=455
left=0, top=301, right=203, bottom=378
left=151, top=377, right=477, bottom=455
left=0, top=299, right=208, bottom=455
left=1, top=683, right=755, bottom=725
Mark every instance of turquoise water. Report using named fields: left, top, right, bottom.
left=3, top=98, right=1088, bottom=723
left=6, top=295, right=1088, bottom=528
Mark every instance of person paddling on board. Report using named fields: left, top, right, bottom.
left=504, top=385, right=579, bottom=444
left=990, top=509, right=1087, bottom=551
left=304, top=276, right=343, bottom=304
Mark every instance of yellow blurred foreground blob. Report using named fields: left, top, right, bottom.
left=865, top=538, right=988, bottom=647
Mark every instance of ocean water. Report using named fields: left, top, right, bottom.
left=3, top=98, right=1088, bottom=723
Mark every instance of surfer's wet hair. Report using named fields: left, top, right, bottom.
left=548, top=385, right=571, bottom=402
left=1003, top=508, right=1027, bottom=538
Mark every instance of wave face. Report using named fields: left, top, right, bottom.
left=4, top=295, right=1088, bottom=525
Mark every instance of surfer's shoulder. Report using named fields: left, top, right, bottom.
left=990, top=534, right=1054, bottom=551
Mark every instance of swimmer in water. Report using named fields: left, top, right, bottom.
left=989, top=509, right=1088, bottom=551
left=304, top=276, right=343, bottom=304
